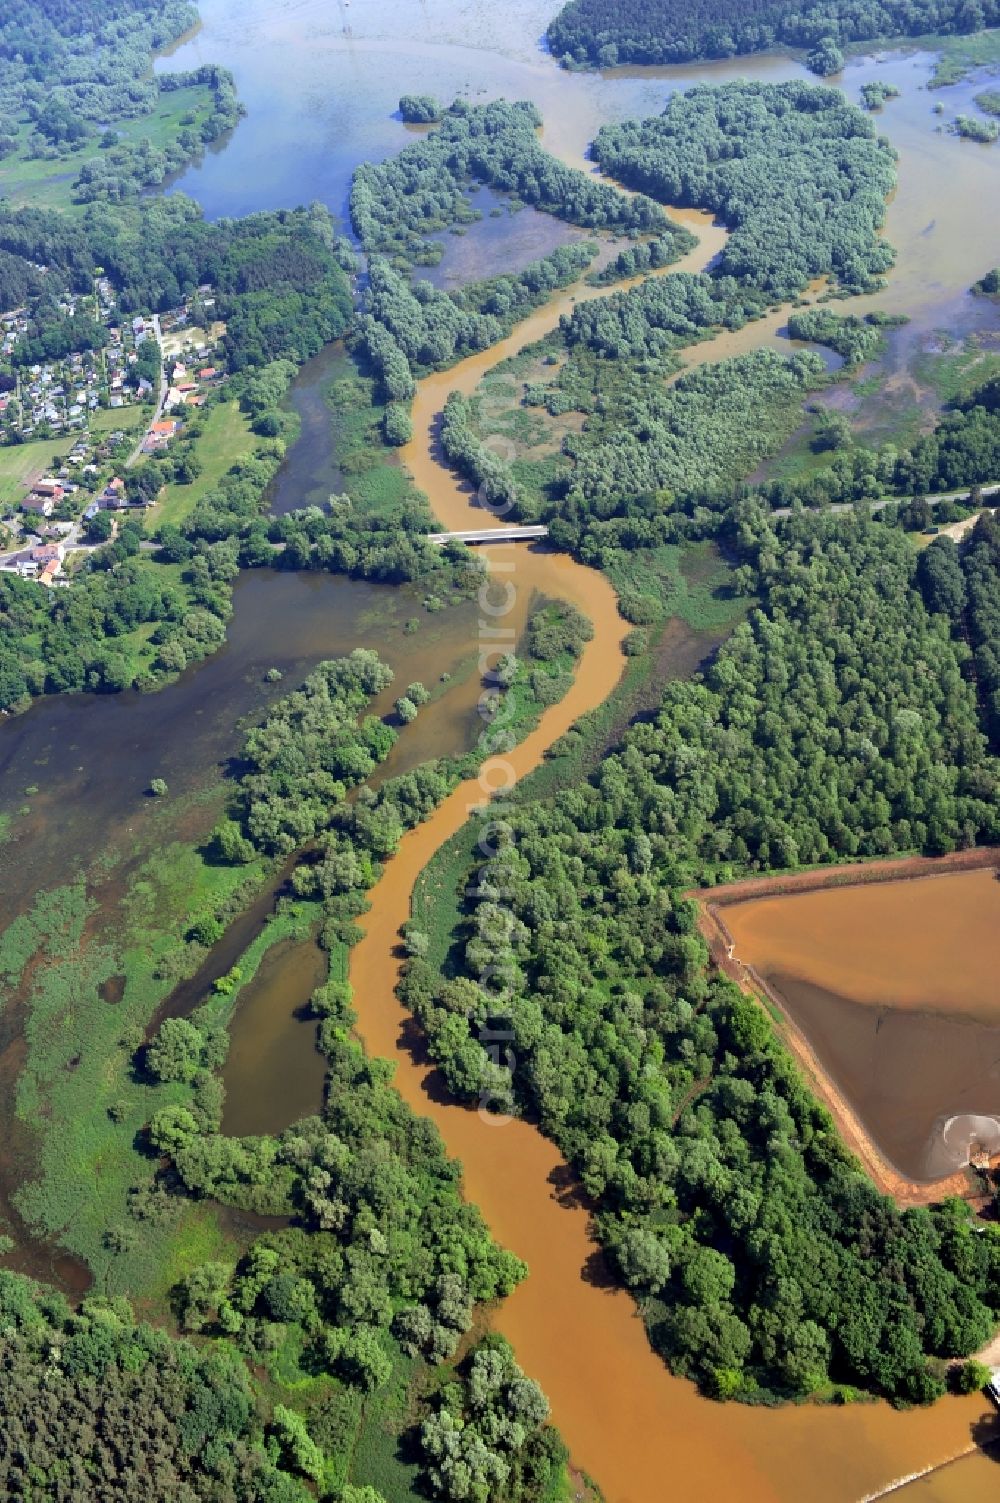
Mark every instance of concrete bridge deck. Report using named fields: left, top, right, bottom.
left=427, top=525, right=550, bottom=545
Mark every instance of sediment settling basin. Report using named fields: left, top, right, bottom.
left=701, top=849, right=1000, bottom=1202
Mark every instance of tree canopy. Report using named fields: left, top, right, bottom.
left=351, top=99, right=669, bottom=266
left=0, top=1269, right=310, bottom=1501
left=547, top=0, right=1000, bottom=68
left=402, top=509, right=1000, bottom=1404
left=593, top=82, right=897, bottom=299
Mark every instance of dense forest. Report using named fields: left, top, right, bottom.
left=402, top=511, right=1000, bottom=1403
left=560, top=270, right=769, bottom=361
left=0, top=1269, right=311, bottom=1500
left=453, top=344, right=827, bottom=523
left=0, top=0, right=196, bottom=131
left=564, top=347, right=828, bottom=509
left=10, top=304, right=109, bottom=367
left=417, top=1338, right=565, bottom=1502
left=517, top=359, right=1000, bottom=568
left=917, top=511, right=1000, bottom=747
left=547, top=0, right=1000, bottom=68
left=593, top=82, right=897, bottom=299
left=236, top=650, right=398, bottom=853
left=0, top=196, right=354, bottom=365
left=962, top=514, right=1000, bottom=746
left=0, top=0, right=242, bottom=197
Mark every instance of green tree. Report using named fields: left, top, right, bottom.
left=145, top=1017, right=204, bottom=1083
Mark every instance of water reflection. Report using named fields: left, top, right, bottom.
left=0, top=565, right=482, bottom=933
left=220, top=932, right=328, bottom=1136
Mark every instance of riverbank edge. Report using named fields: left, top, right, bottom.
left=695, top=846, right=1000, bottom=1207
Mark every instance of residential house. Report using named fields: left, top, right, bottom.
left=97, top=477, right=127, bottom=510
left=3, top=541, right=66, bottom=578
left=31, top=544, right=65, bottom=565
left=22, top=493, right=57, bottom=517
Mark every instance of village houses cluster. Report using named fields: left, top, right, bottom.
left=0, top=278, right=151, bottom=442
left=1, top=280, right=222, bottom=445
left=0, top=283, right=224, bottom=587
left=1, top=443, right=132, bottom=587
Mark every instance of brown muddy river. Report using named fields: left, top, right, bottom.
left=724, top=869, right=1000, bottom=1183
left=3, top=2, right=1000, bottom=1497
left=346, top=304, right=1000, bottom=1500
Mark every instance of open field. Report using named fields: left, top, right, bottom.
left=0, top=438, right=78, bottom=506
left=0, top=408, right=147, bottom=509
left=161, top=321, right=227, bottom=359
left=153, top=401, right=256, bottom=528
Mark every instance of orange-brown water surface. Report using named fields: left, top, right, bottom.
left=724, top=869, right=1000, bottom=1182
left=2, top=4, right=998, bottom=1490
left=347, top=298, right=1000, bottom=1498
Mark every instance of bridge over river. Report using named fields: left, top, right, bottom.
left=426, top=525, right=549, bottom=545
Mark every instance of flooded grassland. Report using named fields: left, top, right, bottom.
left=160, top=0, right=1000, bottom=455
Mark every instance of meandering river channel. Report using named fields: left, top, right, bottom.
left=3, top=0, right=1000, bottom=1495
left=117, top=4, right=1000, bottom=1497
left=343, top=257, right=1000, bottom=1503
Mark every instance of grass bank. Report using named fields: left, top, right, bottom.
left=153, top=400, right=258, bottom=529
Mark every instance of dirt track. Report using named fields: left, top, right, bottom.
left=700, top=845, right=1000, bottom=906
left=693, top=848, right=1000, bottom=1208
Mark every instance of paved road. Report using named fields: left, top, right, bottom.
left=126, top=313, right=165, bottom=469
left=0, top=516, right=97, bottom=571
left=773, top=481, right=1000, bottom=519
